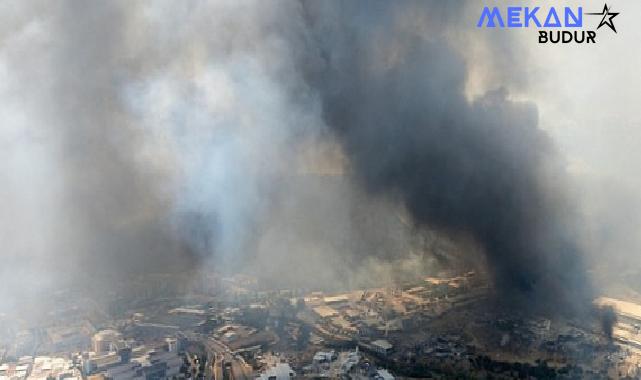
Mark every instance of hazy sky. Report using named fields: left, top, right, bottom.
left=530, top=1, right=641, bottom=276
left=466, top=1, right=641, bottom=176
left=464, top=1, right=641, bottom=277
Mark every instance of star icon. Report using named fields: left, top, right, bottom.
left=586, top=4, right=620, bottom=33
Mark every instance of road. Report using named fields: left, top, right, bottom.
left=203, top=337, right=253, bottom=380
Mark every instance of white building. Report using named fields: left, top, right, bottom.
left=26, top=356, right=79, bottom=380
left=102, top=362, right=143, bottom=380
left=371, top=340, right=393, bottom=355
left=257, top=363, right=295, bottom=380
left=92, top=330, right=123, bottom=354
left=312, top=350, right=335, bottom=364
left=374, top=369, right=395, bottom=380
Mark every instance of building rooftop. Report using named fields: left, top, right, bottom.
left=372, top=339, right=393, bottom=350
left=258, top=363, right=295, bottom=380
left=324, top=295, right=350, bottom=304
left=376, top=369, right=395, bottom=380
left=313, top=306, right=338, bottom=318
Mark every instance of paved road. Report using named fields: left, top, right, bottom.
left=203, top=338, right=253, bottom=380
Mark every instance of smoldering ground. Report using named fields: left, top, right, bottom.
left=0, top=0, right=601, bottom=324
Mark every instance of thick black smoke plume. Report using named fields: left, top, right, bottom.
left=600, top=305, right=617, bottom=341
left=299, top=2, right=592, bottom=315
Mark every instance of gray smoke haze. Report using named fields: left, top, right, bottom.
left=0, top=0, right=594, bottom=318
